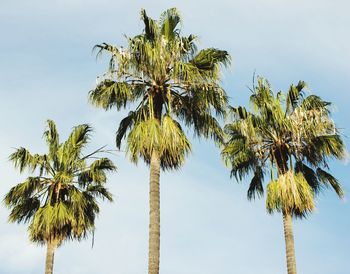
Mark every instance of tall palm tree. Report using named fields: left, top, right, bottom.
left=89, top=8, right=230, bottom=274
left=221, top=78, right=346, bottom=274
left=4, top=120, right=116, bottom=274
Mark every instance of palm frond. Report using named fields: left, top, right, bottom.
left=93, top=43, right=119, bottom=60
left=301, top=95, right=331, bottom=113
left=62, top=124, right=93, bottom=165
left=308, top=134, right=346, bottom=163
left=89, top=80, right=146, bottom=110
left=140, top=9, right=159, bottom=41
left=286, top=81, right=307, bottom=114
left=86, top=185, right=113, bottom=202
left=160, top=7, right=181, bottom=41
left=159, top=115, right=191, bottom=170
left=4, top=177, right=44, bottom=206
left=247, top=166, right=264, bottom=200
left=78, top=158, right=116, bottom=185
left=266, top=171, right=315, bottom=217
left=316, top=168, right=344, bottom=198
left=7, top=197, right=41, bottom=224
left=9, top=148, right=50, bottom=174
left=43, top=120, right=60, bottom=159
left=127, top=118, right=161, bottom=164
left=191, top=48, right=231, bottom=75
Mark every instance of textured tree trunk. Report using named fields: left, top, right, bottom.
left=283, top=212, right=297, bottom=274
left=45, top=240, right=57, bottom=274
left=148, top=150, right=161, bottom=274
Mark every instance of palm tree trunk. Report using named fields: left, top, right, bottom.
left=45, top=240, right=57, bottom=274
left=148, top=150, right=161, bottom=274
left=283, top=212, right=297, bottom=274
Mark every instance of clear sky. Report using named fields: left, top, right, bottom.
left=0, top=1, right=349, bottom=273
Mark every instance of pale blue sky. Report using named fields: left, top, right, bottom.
left=0, top=1, right=349, bottom=274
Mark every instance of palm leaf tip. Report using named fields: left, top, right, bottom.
left=247, top=167, right=264, bottom=200
left=92, top=43, right=118, bottom=59
left=192, top=48, right=231, bottom=70
left=316, top=168, right=344, bottom=198
left=140, top=8, right=159, bottom=40
left=160, top=7, right=182, bottom=39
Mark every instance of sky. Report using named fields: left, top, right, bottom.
left=0, top=0, right=349, bottom=273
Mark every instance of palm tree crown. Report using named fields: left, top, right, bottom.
left=222, top=77, right=347, bottom=274
left=222, top=77, right=346, bottom=217
left=4, top=120, right=116, bottom=244
left=89, top=7, right=231, bottom=169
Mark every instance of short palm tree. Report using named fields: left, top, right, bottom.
left=4, top=120, right=116, bottom=274
left=89, top=8, right=230, bottom=274
left=221, top=78, right=346, bottom=274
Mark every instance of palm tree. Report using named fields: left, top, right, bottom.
left=89, top=8, right=230, bottom=274
left=221, top=78, right=346, bottom=274
left=4, top=120, right=116, bottom=274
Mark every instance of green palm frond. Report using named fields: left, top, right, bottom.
left=247, top=166, right=264, bottom=200
left=61, top=124, right=92, bottom=165
left=286, top=81, right=307, bottom=114
left=8, top=197, right=41, bottom=224
left=86, top=185, right=113, bottom=202
left=160, top=7, right=181, bottom=40
left=294, top=161, right=322, bottom=194
left=311, top=135, right=345, bottom=159
left=316, top=168, right=344, bottom=198
left=9, top=148, right=50, bottom=174
left=230, top=106, right=249, bottom=119
left=180, top=35, right=198, bottom=58
left=44, top=120, right=60, bottom=159
left=266, top=171, right=315, bottom=217
left=89, top=80, right=135, bottom=110
left=4, top=177, right=44, bottom=206
left=78, top=158, right=116, bottom=185
left=93, top=43, right=119, bottom=60
left=191, top=48, right=231, bottom=71
left=127, top=118, right=161, bottom=164
left=116, top=110, right=141, bottom=149
left=159, top=115, right=191, bottom=169
left=172, top=62, right=203, bottom=83
left=301, top=95, right=331, bottom=113
left=29, top=203, right=74, bottom=243
left=66, top=124, right=92, bottom=150
left=140, top=8, right=159, bottom=41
